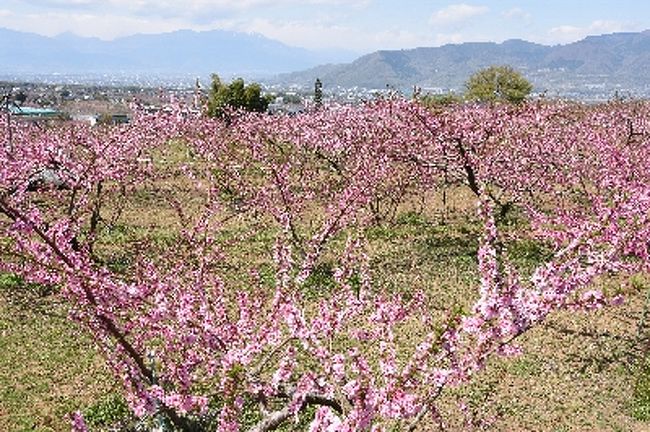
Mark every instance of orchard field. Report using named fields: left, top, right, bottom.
left=1, top=98, right=650, bottom=431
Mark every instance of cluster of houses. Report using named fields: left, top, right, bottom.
left=3, top=78, right=394, bottom=127
left=6, top=105, right=131, bottom=125
left=7, top=105, right=62, bottom=120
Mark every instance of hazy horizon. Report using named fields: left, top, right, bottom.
left=1, top=1, right=649, bottom=55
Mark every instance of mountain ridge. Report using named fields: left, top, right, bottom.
left=0, top=27, right=355, bottom=77
left=2, top=27, right=650, bottom=99
left=275, top=30, right=650, bottom=98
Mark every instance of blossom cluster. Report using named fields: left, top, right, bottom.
left=0, top=99, right=648, bottom=431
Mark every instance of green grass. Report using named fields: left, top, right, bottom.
left=83, top=393, right=131, bottom=429
left=2, top=166, right=650, bottom=431
left=0, top=276, right=114, bottom=432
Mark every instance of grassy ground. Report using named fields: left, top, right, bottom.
left=2, top=147, right=650, bottom=430
left=0, top=276, right=116, bottom=431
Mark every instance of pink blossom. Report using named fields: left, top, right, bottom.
left=69, top=411, right=88, bottom=432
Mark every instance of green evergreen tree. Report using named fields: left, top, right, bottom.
left=314, top=78, right=323, bottom=109
left=207, top=74, right=271, bottom=118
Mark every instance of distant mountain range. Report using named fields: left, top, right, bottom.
left=277, top=30, right=650, bottom=98
left=0, top=27, right=355, bottom=77
left=2, top=27, right=650, bottom=99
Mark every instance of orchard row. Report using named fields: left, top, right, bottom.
left=1, top=98, right=649, bottom=431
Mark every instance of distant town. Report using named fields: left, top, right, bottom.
left=4, top=29, right=650, bottom=112
left=0, top=76, right=407, bottom=126
left=3, top=62, right=649, bottom=126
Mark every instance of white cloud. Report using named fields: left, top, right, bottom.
left=429, top=3, right=488, bottom=26
left=0, top=8, right=427, bottom=52
left=0, top=11, right=192, bottom=39
left=434, top=32, right=465, bottom=45
left=238, top=18, right=431, bottom=51
left=20, top=0, right=94, bottom=6
left=548, top=20, right=639, bottom=44
left=0, top=0, right=371, bottom=41
left=22, top=0, right=366, bottom=9
left=502, top=7, right=530, bottom=21
left=100, top=0, right=370, bottom=17
left=11, top=0, right=371, bottom=25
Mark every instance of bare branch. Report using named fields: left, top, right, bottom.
left=247, top=392, right=343, bottom=432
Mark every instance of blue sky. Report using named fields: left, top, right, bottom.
left=0, top=1, right=649, bottom=53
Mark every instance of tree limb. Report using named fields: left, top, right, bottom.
left=247, top=393, right=343, bottom=432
